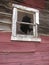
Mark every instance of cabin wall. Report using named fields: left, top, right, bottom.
left=0, top=0, right=49, bottom=65
left=20, top=0, right=45, bottom=9
left=0, top=32, right=49, bottom=65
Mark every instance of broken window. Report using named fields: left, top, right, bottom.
left=11, top=4, right=41, bottom=41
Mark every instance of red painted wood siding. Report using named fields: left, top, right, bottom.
left=0, top=0, right=47, bottom=65
left=20, top=0, right=45, bottom=9
left=0, top=32, right=49, bottom=65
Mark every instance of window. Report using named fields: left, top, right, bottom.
left=11, top=4, right=41, bottom=41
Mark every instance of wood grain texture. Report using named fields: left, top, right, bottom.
left=0, top=32, right=49, bottom=65
left=0, top=32, right=49, bottom=53
left=0, top=52, right=49, bottom=65
left=0, top=0, right=49, bottom=65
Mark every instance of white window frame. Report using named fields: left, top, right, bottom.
left=11, top=4, right=41, bottom=42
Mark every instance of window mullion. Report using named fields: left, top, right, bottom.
left=33, top=13, right=36, bottom=37
left=35, top=24, right=38, bottom=37
left=12, top=8, right=17, bottom=36
left=33, top=13, right=39, bottom=37
left=17, top=22, right=35, bottom=25
left=35, top=12, right=39, bottom=37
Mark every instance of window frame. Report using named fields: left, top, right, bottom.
left=11, top=4, right=41, bottom=42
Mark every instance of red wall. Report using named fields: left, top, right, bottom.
left=20, top=0, right=45, bottom=9
left=0, top=0, right=48, bottom=65
left=0, top=32, right=49, bottom=65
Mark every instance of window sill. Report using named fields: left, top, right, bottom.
left=11, top=35, right=41, bottom=42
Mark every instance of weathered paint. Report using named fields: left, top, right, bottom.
left=0, top=32, right=49, bottom=65
left=0, top=0, right=48, bottom=65
left=20, top=0, right=45, bottom=9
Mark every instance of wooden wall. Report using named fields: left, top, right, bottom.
left=19, top=0, right=45, bottom=9
left=0, top=0, right=49, bottom=65
left=0, top=32, right=49, bottom=65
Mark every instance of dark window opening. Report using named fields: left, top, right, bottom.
left=16, top=11, right=33, bottom=35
